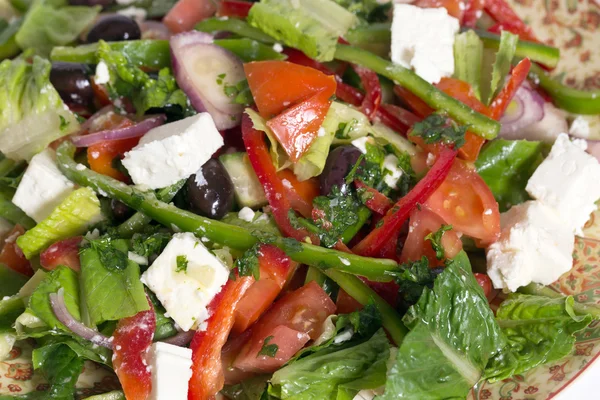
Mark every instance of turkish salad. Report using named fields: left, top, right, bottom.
left=1, top=0, right=600, bottom=399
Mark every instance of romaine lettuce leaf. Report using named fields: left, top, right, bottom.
left=17, top=187, right=103, bottom=259
left=248, top=0, right=358, bottom=62
left=381, top=252, right=507, bottom=399
left=31, top=340, right=84, bottom=400
left=33, top=334, right=112, bottom=369
left=0, top=295, right=25, bottom=333
left=475, top=139, right=545, bottom=211
left=453, top=30, right=483, bottom=101
left=269, top=329, right=390, bottom=399
left=0, top=56, right=80, bottom=161
left=80, top=238, right=149, bottom=326
left=483, top=31, right=518, bottom=105
left=15, top=0, right=100, bottom=55
left=485, top=294, right=592, bottom=381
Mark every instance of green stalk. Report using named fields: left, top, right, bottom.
left=324, top=269, right=407, bottom=345
left=116, top=180, right=186, bottom=237
left=0, top=197, right=35, bottom=229
left=334, top=45, right=500, bottom=139
left=519, top=283, right=600, bottom=319
left=56, top=142, right=400, bottom=281
left=214, top=38, right=287, bottom=62
left=341, top=206, right=371, bottom=244
left=473, top=29, right=560, bottom=69
left=0, top=158, right=19, bottom=177
left=195, top=18, right=276, bottom=44
left=528, top=63, right=600, bottom=115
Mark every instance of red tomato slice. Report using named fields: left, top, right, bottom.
left=415, top=0, right=464, bottom=20
left=40, top=237, right=83, bottom=271
left=163, top=0, right=217, bottom=34
left=474, top=273, right=497, bottom=302
left=189, top=276, right=254, bottom=400
left=217, top=0, right=253, bottom=17
left=233, top=245, right=294, bottom=334
left=87, top=136, right=139, bottom=182
left=233, top=325, right=310, bottom=373
left=336, top=289, right=363, bottom=314
left=245, top=61, right=336, bottom=119
left=277, top=169, right=319, bottom=218
left=2, top=225, right=33, bottom=277
left=233, top=281, right=336, bottom=373
left=425, top=159, right=500, bottom=246
left=400, top=207, right=463, bottom=266
left=112, top=299, right=155, bottom=400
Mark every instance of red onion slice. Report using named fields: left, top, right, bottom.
left=78, top=105, right=114, bottom=134
left=50, top=288, right=113, bottom=349
left=72, top=114, right=166, bottom=147
left=170, top=31, right=245, bottom=130
left=160, top=330, right=195, bottom=347
left=499, top=86, right=545, bottom=138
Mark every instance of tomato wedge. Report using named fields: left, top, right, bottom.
left=400, top=207, right=463, bottom=266
left=189, top=276, right=254, bottom=400
left=88, top=136, right=139, bottom=182
left=218, top=0, right=253, bottom=17
left=414, top=0, right=464, bottom=21
left=242, top=114, right=319, bottom=243
left=277, top=169, right=319, bottom=218
left=112, top=300, right=155, bottom=400
left=40, top=237, right=83, bottom=271
left=489, top=58, right=532, bottom=120
left=233, top=245, right=294, bottom=334
left=233, top=281, right=336, bottom=373
left=1, top=225, right=33, bottom=277
left=163, top=0, right=217, bottom=34
left=484, top=0, right=538, bottom=42
left=425, top=159, right=500, bottom=246
left=353, top=147, right=457, bottom=257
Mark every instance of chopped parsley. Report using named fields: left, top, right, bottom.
left=175, top=255, right=188, bottom=273
left=257, top=336, right=279, bottom=358
left=235, top=243, right=261, bottom=280
left=89, top=237, right=128, bottom=271
left=410, top=113, right=467, bottom=149
left=425, top=224, right=453, bottom=260
left=312, top=186, right=361, bottom=248
left=393, top=257, right=440, bottom=312
left=131, top=231, right=171, bottom=259
left=216, top=73, right=227, bottom=85
left=59, top=115, right=69, bottom=131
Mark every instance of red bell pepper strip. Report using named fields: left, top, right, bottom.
left=484, top=0, right=538, bottom=42
left=352, top=65, right=382, bottom=120
left=463, top=0, right=485, bottom=28
left=354, top=180, right=393, bottom=215
left=352, top=147, right=458, bottom=257
left=189, top=276, right=254, bottom=400
left=377, top=104, right=421, bottom=135
left=489, top=58, right=532, bottom=120
left=112, top=299, right=156, bottom=400
left=394, top=85, right=434, bottom=118
left=217, top=0, right=253, bottom=17
left=241, top=114, right=320, bottom=244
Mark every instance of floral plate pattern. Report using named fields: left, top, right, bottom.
left=2, top=0, right=600, bottom=398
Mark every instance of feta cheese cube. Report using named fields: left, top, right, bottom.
left=383, top=154, right=403, bottom=189
left=12, top=149, right=75, bottom=223
left=147, top=342, right=193, bottom=400
left=238, top=207, right=255, bottom=222
left=526, top=133, right=600, bottom=235
left=391, top=5, right=459, bottom=84
left=569, top=115, right=591, bottom=138
left=94, top=61, right=110, bottom=85
left=141, top=232, right=229, bottom=331
left=122, top=113, right=224, bottom=189
left=486, top=201, right=574, bottom=292
left=351, top=136, right=374, bottom=154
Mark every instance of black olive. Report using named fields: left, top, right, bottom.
left=187, top=159, right=235, bottom=220
left=68, top=0, right=114, bottom=6
left=320, top=145, right=364, bottom=196
left=49, top=62, right=94, bottom=109
left=86, top=15, right=141, bottom=43
left=110, top=199, right=134, bottom=222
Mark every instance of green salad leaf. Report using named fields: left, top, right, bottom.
left=0, top=295, right=25, bottom=333
left=475, top=139, right=545, bottom=211
left=0, top=263, right=29, bottom=298
left=0, top=17, right=21, bottom=60
left=0, top=56, right=79, bottom=161
left=484, top=31, right=518, bottom=105
left=453, top=30, right=483, bottom=101
left=31, top=342, right=84, bottom=400
left=148, top=291, right=177, bottom=341
left=80, top=238, right=149, bottom=326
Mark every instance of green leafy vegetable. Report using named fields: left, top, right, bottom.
left=15, top=0, right=100, bottom=55
left=475, top=139, right=545, bottom=211
left=270, top=329, right=390, bottom=399
left=0, top=17, right=21, bottom=60
left=80, top=238, right=149, bottom=326
left=235, top=243, right=261, bottom=280
left=312, top=186, right=362, bottom=248
left=409, top=113, right=467, bottom=149
left=33, top=334, right=112, bottom=368
left=89, top=237, right=129, bottom=272
left=130, top=230, right=171, bottom=259
left=0, top=295, right=26, bottom=333
left=381, top=252, right=507, bottom=399
left=0, top=56, right=80, bottom=161
left=17, top=187, right=103, bottom=259
left=222, top=376, right=270, bottom=400
left=485, top=294, right=592, bottom=380
left=258, top=335, right=279, bottom=358
left=333, top=0, right=390, bottom=22
left=148, top=291, right=177, bottom=341
left=31, top=342, right=84, bottom=400
left=454, top=30, right=483, bottom=100
left=0, top=263, right=29, bottom=298
left=424, top=224, right=452, bottom=260
left=484, top=31, right=519, bottom=105
left=393, top=257, right=437, bottom=311
left=248, top=0, right=359, bottom=62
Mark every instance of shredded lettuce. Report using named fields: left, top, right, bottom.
left=15, top=0, right=100, bottom=55
left=0, top=17, right=21, bottom=60
left=484, top=31, right=519, bottom=105
left=0, top=56, right=80, bottom=161
left=454, top=30, right=483, bottom=101
left=17, top=187, right=104, bottom=259
left=246, top=108, right=292, bottom=171
left=328, top=102, right=372, bottom=144
left=248, top=0, right=359, bottom=62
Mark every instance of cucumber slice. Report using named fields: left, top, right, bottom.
left=220, top=152, right=267, bottom=209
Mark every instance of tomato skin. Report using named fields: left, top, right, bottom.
left=189, top=276, right=254, bottom=400
left=474, top=273, right=497, bottom=302
left=400, top=207, right=463, bottom=266
left=233, top=281, right=336, bottom=373
left=87, top=136, right=139, bottom=182
left=218, top=0, right=253, bottom=17
left=233, top=245, right=294, bottom=334
left=415, top=0, right=464, bottom=21
left=40, top=237, right=83, bottom=271
left=163, top=0, right=217, bottom=34
left=1, top=226, right=33, bottom=277
left=484, top=0, right=538, bottom=42
left=425, top=159, right=500, bottom=246
left=112, top=299, right=155, bottom=400
left=463, top=0, right=485, bottom=28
